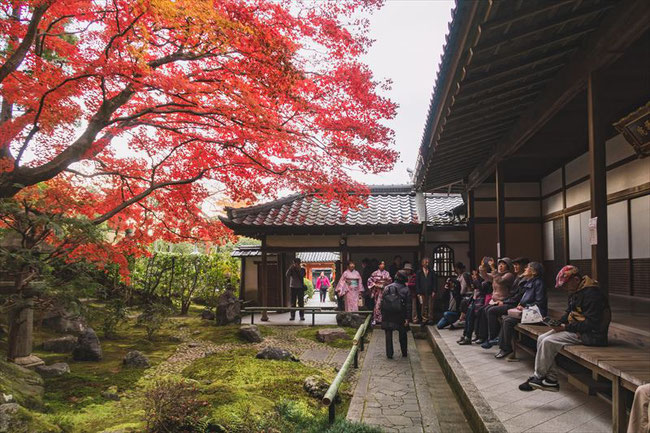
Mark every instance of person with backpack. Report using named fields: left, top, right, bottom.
left=381, top=270, right=412, bottom=359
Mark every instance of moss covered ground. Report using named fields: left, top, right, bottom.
left=295, top=326, right=358, bottom=349
left=0, top=303, right=379, bottom=433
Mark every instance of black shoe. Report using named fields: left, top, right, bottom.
left=299, top=317, right=305, bottom=321
left=387, top=355, right=393, bottom=359
left=458, top=337, right=471, bottom=345
left=529, top=377, right=560, bottom=392
left=471, top=337, right=480, bottom=343
left=456, top=336, right=466, bottom=343
left=495, top=350, right=512, bottom=359
left=402, top=352, right=408, bottom=357
left=289, top=317, right=295, bottom=321
left=519, top=376, right=536, bottom=391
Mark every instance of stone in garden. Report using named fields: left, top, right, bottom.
left=187, top=342, right=200, bottom=348
left=72, top=328, right=103, bottom=361
left=303, top=375, right=330, bottom=400
left=215, top=285, right=241, bottom=325
left=40, top=305, right=86, bottom=334
left=0, top=403, right=20, bottom=433
left=316, top=328, right=350, bottom=343
left=122, top=350, right=150, bottom=368
left=101, top=386, right=120, bottom=401
left=0, top=395, right=12, bottom=405
left=239, top=325, right=263, bottom=343
left=336, top=312, right=365, bottom=328
left=40, top=335, right=77, bottom=353
left=255, top=347, right=299, bottom=362
left=200, top=309, right=215, bottom=320
left=35, top=363, right=70, bottom=377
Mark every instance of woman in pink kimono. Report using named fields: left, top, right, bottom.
left=367, top=261, right=392, bottom=325
left=336, top=261, right=363, bottom=312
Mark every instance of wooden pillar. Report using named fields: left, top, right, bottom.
left=587, top=71, right=608, bottom=291
left=468, top=189, right=476, bottom=270
left=496, top=164, right=506, bottom=258
left=561, top=166, right=570, bottom=266
left=239, top=258, right=246, bottom=301
left=260, top=240, right=269, bottom=321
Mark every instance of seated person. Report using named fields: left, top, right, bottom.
left=519, top=265, right=610, bottom=392
left=495, top=261, right=547, bottom=359
left=437, top=262, right=470, bottom=329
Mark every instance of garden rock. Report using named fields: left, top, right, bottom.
left=0, top=395, right=12, bottom=405
left=101, top=386, right=120, bottom=401
left=316, top=328, right=350, bottom=343
left=336, top=312, right=365, bottom=328
left=40, top=335, right=77, bottom=353
left=255, top=347, right=299, bottom=362
left=35, top=363, right=70, bottom=377
left=0, top=403, right=20, bottom=433
left=200, top=309, right=215, bottom=320
left=238, top=325, right=263, bottom=343
left=40, top=307, right=86, bottom=334
left=303, top=376, right=331, bottom=400
left=122, top=350, right=150, bottom=368
left=215, top=286, right=241, bottom=325
left=72, top=328, right=103, bottom=361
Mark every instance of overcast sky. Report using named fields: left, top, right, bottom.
left=354, top=0, right=454, bottom=186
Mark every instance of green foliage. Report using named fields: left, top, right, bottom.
left=304, top=277, right=315, bottom=299
left=143, top=376, right=208, bottom=433
left=101, top=299, right=129, bottom=339
left=0, top=359, right=44, bottom=409
left=137, top=303, right=173, bottom=341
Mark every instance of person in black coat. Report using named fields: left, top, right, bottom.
left=415, top=257, right=437, bottom=324
left=381, top=270, right=412, bottom=359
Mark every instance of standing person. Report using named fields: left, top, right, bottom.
left=381, top=270, right=412, bottom=359
left=315, top=272, right=331, bottom=303
left=286, top=258, right=306, bottom=321
left=519, top=265, right=610, bottom=392
left=336, top=261, right=363, bottom=312
left=475, top=257, right=515, bottom=345
left=457, top=270, right=488, bottom=345
left=403, top=262, right=418, bottom=323
left=388, top=255, right=403, bottom=280
left=415, top=257, right=437, bottom=324
left=367, top=261, right=392, bottom=325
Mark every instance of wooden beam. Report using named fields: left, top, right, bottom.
left=588, top=71, right=608, bottom=290
left=482, top=0, right=577, bottom=31
left=260, top=238, right=269, bottom=321
left=468, top=189, right=476, bottom=270
left=467, top=0, right=650, bottom=190
left=496, top=164, right=506, bottom=257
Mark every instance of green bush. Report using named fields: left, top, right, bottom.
left=137, top=303, right=172, bottom=341
left=303, top=277, right=315, bottom=299
left=101, top=299, right=129, bottom=339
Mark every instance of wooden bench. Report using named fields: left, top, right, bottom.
left=513, top=323, right=650, bottom=433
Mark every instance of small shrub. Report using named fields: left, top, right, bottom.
left=143, top=376, right=207, bottom=433
left=303, top=277, right=315, bottom=299
left=101, top=299, right=129, bottom=339
left=137, top=303, right=172, bottom=341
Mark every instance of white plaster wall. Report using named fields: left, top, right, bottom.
left=542, top=168, right=563, bottom=196
left=607, top=201, right=629, bottom=259
left=505, top=201, right=541, bottom=217
left=568, top=210, right=592, bottom=260
left=606, top=134, right=635, bottom=165
left=475, top=200, right=496, bottom=217
left=505, top=182, right=540, bottom=198
left=542, top=192, right=563, bottom=215
left=543, top=221, right=554, bottom=261
left=267, top=235, right=340, bottom=248
left=244, top=257, right=259, bottom=294
left=426, top=231, right=469, bottom=242
left=565, top=153, right=589, bottom=185
left=580, top=211, right=592, bottom=260
left=606, top=157, right=650, bottom=195
left=347, top=234, right=419, bottom=247
left=566, top=181, right=590, bottom=208
left=631, top=194, right=650, bottom=259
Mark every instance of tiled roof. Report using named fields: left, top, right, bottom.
left=231, top=245, right=262, bottom=257
left=220, top=186, right=466, bottom=235
left=231, top=247, right=340, bottom=263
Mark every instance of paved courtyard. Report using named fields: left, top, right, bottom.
left=347, top=330, right=441, bottom=433
left=434, top=327, right=612, bottom=433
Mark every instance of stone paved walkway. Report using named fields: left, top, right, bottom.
left=347, top=330, right=441, bottom=433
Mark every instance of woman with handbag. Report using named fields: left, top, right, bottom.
left=495, top=262, right=547, bottom=359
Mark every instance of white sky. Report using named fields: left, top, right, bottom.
left=354, top=0, right=454, bottom=186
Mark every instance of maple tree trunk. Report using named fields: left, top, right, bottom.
left=7, top=286, right=34, bottom=362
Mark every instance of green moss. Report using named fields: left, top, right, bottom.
left=178, top=321, right=275, bottom=345
left=5, top=405, right=62, bottom=433
left=0, top=360, right=44, bottom=409
left=182, top=348, right=339, bottom=428
left=296, top=326, right=356, bottom=349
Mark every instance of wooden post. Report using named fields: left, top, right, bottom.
left=468, top=189, right=476, bottom=270
left=239, top=258, right=246, bottom=302
left=260, top=241, right=269, bottom=322
left=7, top=294, right=34, bottom=361
left=611, top=376, right=626, bottom=433
left=496, top=164, right=506, bottom=258
left=587, top=71, right=608, bottom=291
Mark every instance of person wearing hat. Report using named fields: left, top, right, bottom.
left=380, top=270, right=412, bottom=359
left=475, top=257, right=515, bottom=345
left=519, top=265, right=610, bottom=392
left=415, top=257, right=437, bottom=324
